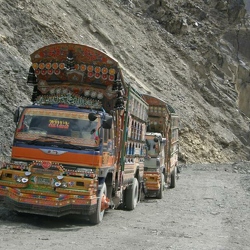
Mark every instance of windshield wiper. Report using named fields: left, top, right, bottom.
left=60, top=144, right=85, bottom=150
left=27, top=136, right=70, bottom=145
left=19, top=136, right=96, bottom=151
left=26, top=137, right=83, bottom=150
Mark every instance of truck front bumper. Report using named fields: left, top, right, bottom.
left=143, top=172, right=161, bottom=196
left=0, top=186, right=97, bottom=217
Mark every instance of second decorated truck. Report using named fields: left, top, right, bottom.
left=143, top=94, right=179, bottom=199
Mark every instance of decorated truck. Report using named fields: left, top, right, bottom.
left=0, top=43, right=148, bottom=224
left=142, top=94, right=179, bottom=198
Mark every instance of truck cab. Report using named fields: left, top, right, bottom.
left=145, top=133, right=166, bottom=168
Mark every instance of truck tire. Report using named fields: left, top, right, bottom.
left=125, top=178, right=139, bottom=210
left=170, top=166, right=177, bottom=188
left=89, top=183, right=107, bottom=225
left=157, top=173, right=164, bottom=199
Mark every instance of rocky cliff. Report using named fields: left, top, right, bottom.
left=0, top=0, right=250, bottom=163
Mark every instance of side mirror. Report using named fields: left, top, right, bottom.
left=161, top=138, right=166, bottom=144
left=102, top=115, right=112, bottom=129
left=154, top=137, right=159, bottom=142
left=14, top=108, right=20, bottom=123
left=88, top=112, right=97, bottom=121
left=156, top=157, right=160, bottom=167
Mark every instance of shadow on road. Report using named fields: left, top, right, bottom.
left=0, top=207, right=94, bottom=230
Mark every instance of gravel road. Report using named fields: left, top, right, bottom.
left=0, top=163, right=249, bottom=250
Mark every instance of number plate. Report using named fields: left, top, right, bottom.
left=36, top=177, right=51, bottom=185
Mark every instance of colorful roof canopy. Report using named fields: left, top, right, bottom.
left=30, top=43, right=123, bottom=86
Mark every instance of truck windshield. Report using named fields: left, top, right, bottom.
left=15, top=108, right=100, bottom=147
left=145, top=137, right=160, bottom=157
left=144, top=136, right=161, bottom=170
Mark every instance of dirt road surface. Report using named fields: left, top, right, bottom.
left=0, top=163, right=249, bottom=250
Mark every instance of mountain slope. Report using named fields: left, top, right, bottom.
left=0, top=0, right=249, bottom=163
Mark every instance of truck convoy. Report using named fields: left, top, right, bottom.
left=142, top=95, right=179, bottom=199
left=0, top=43, right=179, bottom=224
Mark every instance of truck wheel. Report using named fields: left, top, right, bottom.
left=170, top=166, right=177, bottom=188
left=157, top=173, right=164, bottom=199
left=125, top=178, right=139, bottom=210
left=89, top=183, right=107, bottom=225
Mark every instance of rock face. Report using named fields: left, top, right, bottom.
left=0, top=0, right=250, bottom=163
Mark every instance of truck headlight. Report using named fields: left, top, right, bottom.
left=22, top=177, right=28, bottom=183
left=25, top=171, right=31, bottom=176
left=55, top=182, right=61, bottom=187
